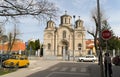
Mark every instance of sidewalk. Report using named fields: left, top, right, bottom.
left=89, top=64, right=120, bottom=77
left=0, top=58, right=61, bottom=77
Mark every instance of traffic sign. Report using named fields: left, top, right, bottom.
left=102, top=30, right=112, bottom=40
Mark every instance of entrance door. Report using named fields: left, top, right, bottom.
left=62, top=45, right=68, bottom=56
left=60, top=40, right=69, bottom=56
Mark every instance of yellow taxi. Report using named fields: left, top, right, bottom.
left=2, top=55, right=29, bottom=68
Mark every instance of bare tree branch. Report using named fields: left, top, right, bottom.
left=7, top=24, right=20, bottom=53
left=87, top=8, right=105, bottom=55
left=87, top=30, right=95, bottom=37
left=0, top=0, right=59, bottom=20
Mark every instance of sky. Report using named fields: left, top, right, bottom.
left=4, top=0, right=120, bottom=42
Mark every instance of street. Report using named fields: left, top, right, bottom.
left=1, top=59, right=95, bottom=77
left=27, top=62, right=92, bottom=77
left=1, top=59, right=120, bottom=77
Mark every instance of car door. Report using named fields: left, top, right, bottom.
left=19, top=56, right=26, bottom=67
left=86, top=56, right=90, bottom=61
left=89, top=56, right=93, bottom=61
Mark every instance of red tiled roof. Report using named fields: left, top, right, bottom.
left=0, top=41, right=25, bottom=52
left=86, top=39, right=94, bottom=49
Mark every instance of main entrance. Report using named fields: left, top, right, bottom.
left=58, top=40, right=69, bottom=56
left=61, top=44, right=68, bottom=55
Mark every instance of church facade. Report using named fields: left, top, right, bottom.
left=43, top=12, right=86, bottom=58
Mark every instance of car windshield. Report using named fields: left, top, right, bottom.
left=86, top=55, right=94, bottom=58
left=10, top=56, right=19, bottom=59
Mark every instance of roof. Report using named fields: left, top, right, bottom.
left=0, top=40, right=25, bottom=52
left=86, top=39, right=94, bottom=49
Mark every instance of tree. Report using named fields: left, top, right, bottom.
left=0, top=22, right=7, bottom=43
left=87, top=8, right=104, bottom=55
left=100, top=20, right=114, bottom=51
left=107, top=36, right=120, bottom=53
left=88, top=8, right=120, bottom=55
left=28, top=41, right=35, bottom=50
left=0, top=0, right=59, bottom=21
left=35, top=39, right=40, bottom=50
left=0, top=22, right=5, bottom=35
left=7, top=24, right=20, bottom=53
left=0, top=35, right=8, bottom=42
left=87, top=8, right=113, bottom=55
left=0, top=0, right=59, bottom=53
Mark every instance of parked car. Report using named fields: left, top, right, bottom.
left=0, top=54, right=12, bottom=63
left=2, top=55, right=29, bottom=68
left=78, top=55, right=97, bottom=62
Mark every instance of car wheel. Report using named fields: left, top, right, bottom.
left=77, top=59, right=80, bottom=62
left=25, top=63, right=29, bottom=68
left=92, top=60, right=95, bottom=62
left=81, top=59, right=84, bottom=62
left=15, top=63, right=19, bottom=69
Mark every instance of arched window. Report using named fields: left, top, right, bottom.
left=78, top=43, right=82, bottom=50
left=69, top=18, right=70, bottom=24
left=63, top=30, right=66, bottom=38
left=79, top=22, right=80, bottom=27
left=48, top=43, right=51, bottom=50
left=65, top=18, right=67, bottom=23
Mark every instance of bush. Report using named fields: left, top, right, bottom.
left=0, top=68, right=16, bottom=76
left=112, top=56, right=120, bottom=66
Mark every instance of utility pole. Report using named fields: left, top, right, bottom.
left=97, top=0, right=104, bottom=77
left=106, top=40, right=108, bottom=52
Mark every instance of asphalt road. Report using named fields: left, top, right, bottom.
left=1, top=60, right=97, bottom=77
left=26, top=61, right=93, bottom=77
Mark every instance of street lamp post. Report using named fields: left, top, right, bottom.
left=97, top=0, right=104, bottom=77
left=73, top=15, right=75, bottom=61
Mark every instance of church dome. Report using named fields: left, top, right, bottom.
left=60, top=11, right=72, bottom=25
left=46, top=19, right=55, bottom=29
left=75, top=16, right=83, bottom=28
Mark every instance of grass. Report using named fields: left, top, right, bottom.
left=0, top=68, right=17, bottom=76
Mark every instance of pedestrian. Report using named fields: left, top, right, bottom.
left=104, top=53, right=112, bottom=77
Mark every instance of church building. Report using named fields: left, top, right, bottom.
left=43, top=12, right=86, bottom=59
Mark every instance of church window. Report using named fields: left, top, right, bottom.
left=65, top=18, right=67, bottom=23
left=78, top=43, right=82, bottom=50
left=48, top=43, right=51, bottom=50
left=69, top=18, right=70, bottom=24
left=79, top=22, right=80, bottom=27
left=63, top=30, right=66, bottom=38
left=51, top=23, right=53, bottom=27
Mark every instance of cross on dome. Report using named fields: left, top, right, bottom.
left=65, top=10, right=67, bottom=15
left=78, top=16, right=80, bottom=19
